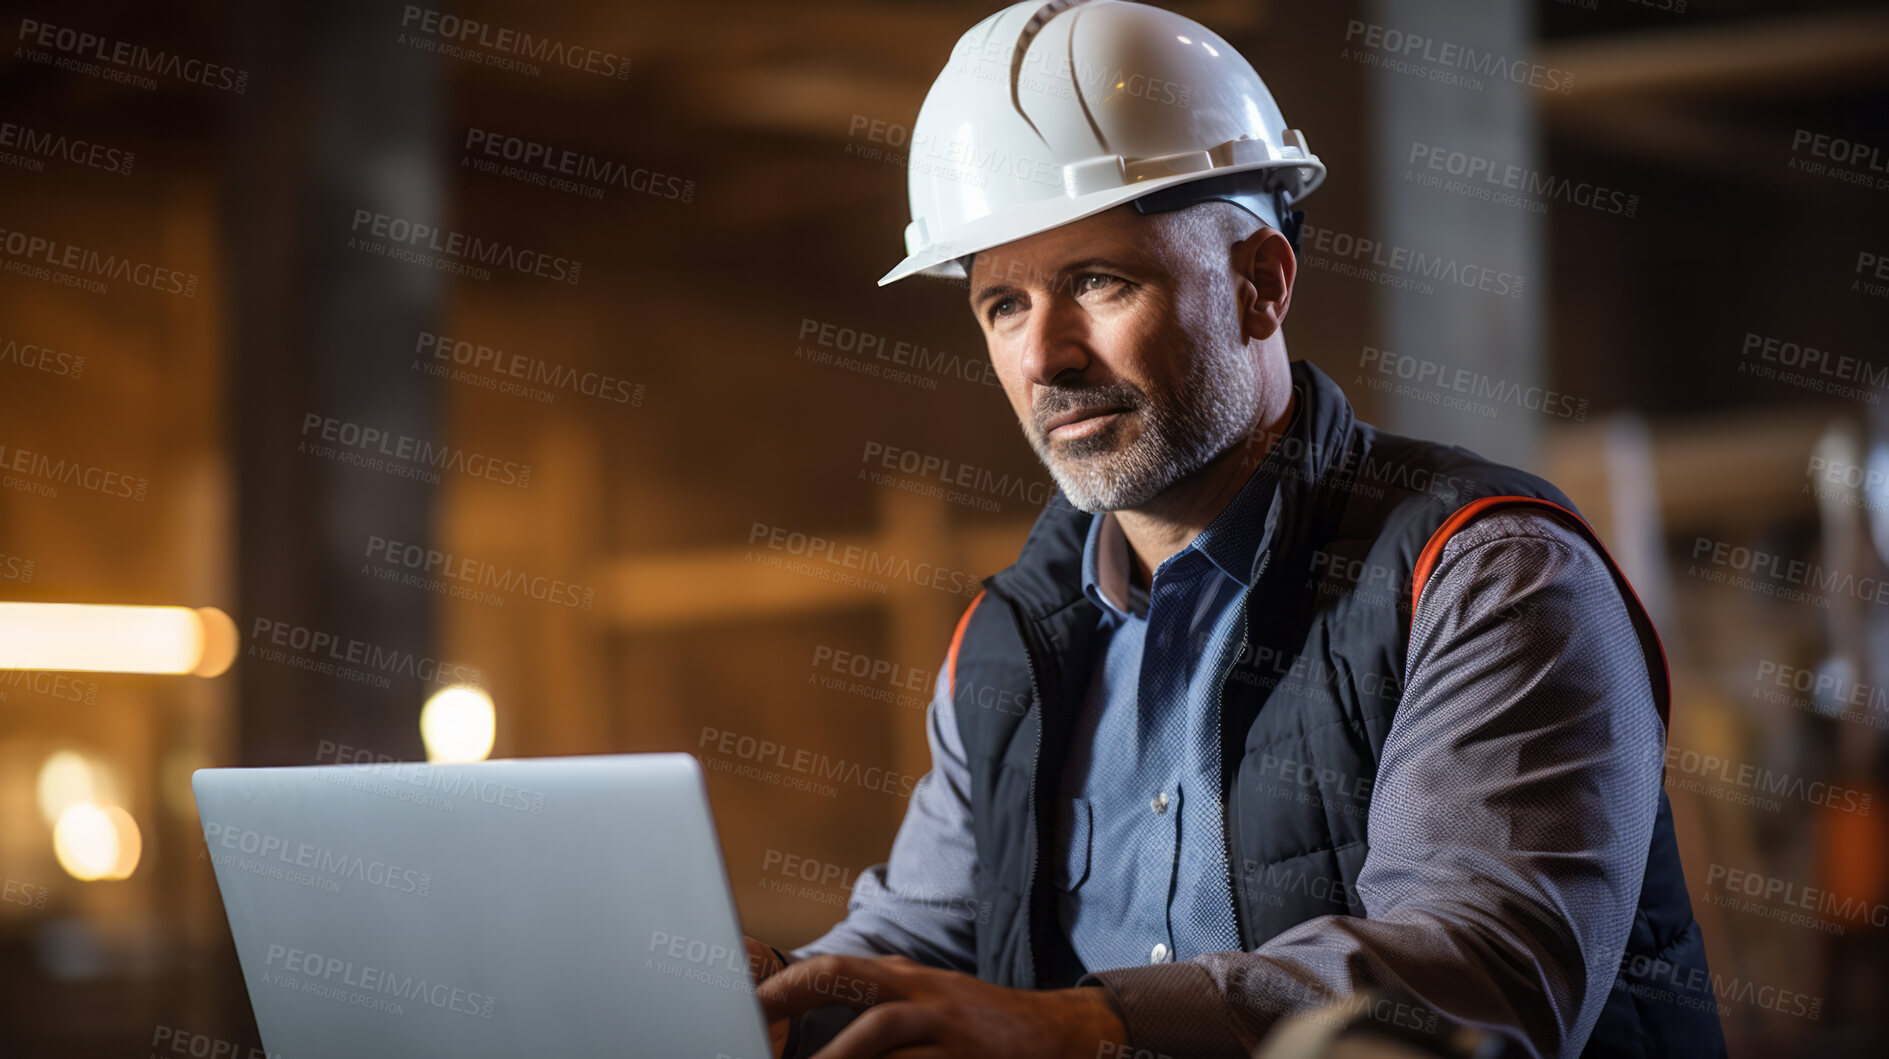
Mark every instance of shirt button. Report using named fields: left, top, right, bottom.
left=1149, top=943, right=1170, bottom=964
left=1151, top=792, right=1170, bottom=814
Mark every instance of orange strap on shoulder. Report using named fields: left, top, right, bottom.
left=943, top=589, right=986, bottom=702
left=1408, top=495, right=1672, bottom=727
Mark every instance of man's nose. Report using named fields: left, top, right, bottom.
left=1016, top=295, right=1091, bottom=387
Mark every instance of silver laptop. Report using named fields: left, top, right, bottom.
left=194, top=752, right=773, bottom=1059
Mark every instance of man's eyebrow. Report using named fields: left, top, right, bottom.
left=1054, top=256, right=1135, bottom=277
left=970, top=280, right=1023, bottom=309
left=969, top=256, right=1139, bottom=307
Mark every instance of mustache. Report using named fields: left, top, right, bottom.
left=1031, top=381, right=1148, bottom=437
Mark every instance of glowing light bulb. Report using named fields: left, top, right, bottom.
left=98, top=805, right=142, bottom=880
left=419, top=685, right=496, bottom=763
left=0, top=603, right=237, bottom=676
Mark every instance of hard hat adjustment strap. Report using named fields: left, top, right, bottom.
left=1274, top=187, right=1306, bottom=255
left=1129, top=171, right=1307, bottom=254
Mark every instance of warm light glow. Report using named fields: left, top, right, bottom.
left=53, top=803, right=141, bottom=881
left=193, top=606, right=239, bottom=677
left=36, top=750, right=114, bottom=827
left=0, top=603, right=236, bottom=676
left=53, top=803, right=115, bottom=880
left=419, top=685, right=496, bottom=763
left=100, top=805, right=142, bottom=879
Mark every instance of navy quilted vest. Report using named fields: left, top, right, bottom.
left=946, top=360, right=1725, bottom=1057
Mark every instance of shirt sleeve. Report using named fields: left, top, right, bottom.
left=1084, top=509, right=1666, bottom=1059
left=789, top=651, right=982, bottom=972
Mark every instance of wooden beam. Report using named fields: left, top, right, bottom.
left=1544, top=407, right=1838, bottom=539
left=1536, top=9, right=1889, bottom=104
left=591, top=517, right=1026, bottom=630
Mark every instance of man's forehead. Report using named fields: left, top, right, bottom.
left=969, top=209, right=1152, bottom=289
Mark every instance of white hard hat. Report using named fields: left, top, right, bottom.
left=879, top=0, right=1326, bottom=287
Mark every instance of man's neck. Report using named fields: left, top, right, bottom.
left=1114, top=388, right=1295, bottom=589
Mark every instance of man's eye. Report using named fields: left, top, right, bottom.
left=1076, top=273, right=1118, bottom=294
left=990, top=297, right=1020, bottom=320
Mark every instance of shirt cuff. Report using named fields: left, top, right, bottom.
left=1084, top=961, right=1250, bottom=1059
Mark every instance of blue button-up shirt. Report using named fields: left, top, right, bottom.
left=797, top=503, right=1664, bottom=1059
left=1051, top=456, right=1279, bottom=970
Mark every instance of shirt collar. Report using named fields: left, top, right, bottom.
left=1078, top=408, right=1298, bottom=621
left=1192, top=452, right=1282, bottom=587
left=1081, top=509, right=1147, bottom=618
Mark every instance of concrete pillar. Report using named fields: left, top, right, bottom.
left=1365, top=0, right=1546, bottom=466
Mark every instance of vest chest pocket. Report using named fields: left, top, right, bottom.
left=1050, top=797, right=1091, bottom=891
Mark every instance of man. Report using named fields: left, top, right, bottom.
left=748, top=3, right=1725, bottom=1057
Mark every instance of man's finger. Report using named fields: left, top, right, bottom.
left=756, top=954, right=909, bottom=1022
left=808, top=1000, right=934, bottom=1059
left=744, top=936, right=784, bottom=984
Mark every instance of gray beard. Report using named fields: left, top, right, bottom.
left=1030, top=348, right=1261, bottom=513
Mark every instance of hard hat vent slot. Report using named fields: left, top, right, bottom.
left=1009, top=0, right=1093, bottom=144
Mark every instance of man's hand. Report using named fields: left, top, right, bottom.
left=756, top=952, right=1129, bottom=1059
left=745, top=936, right=792, bottom=1058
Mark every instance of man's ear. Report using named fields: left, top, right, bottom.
left=1235, top=226, right=1296, bottom=343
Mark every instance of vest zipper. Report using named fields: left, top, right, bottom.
left=1020, top=621, right=1045, bottom=986
left=989, top=581, right=1050, bottom=987
left=1215, top=626, right=1247, bottom=949
left=1218, top=552, right=1268, bottom=951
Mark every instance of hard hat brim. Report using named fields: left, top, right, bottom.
left=876, top=157, right=1324, bottom=287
